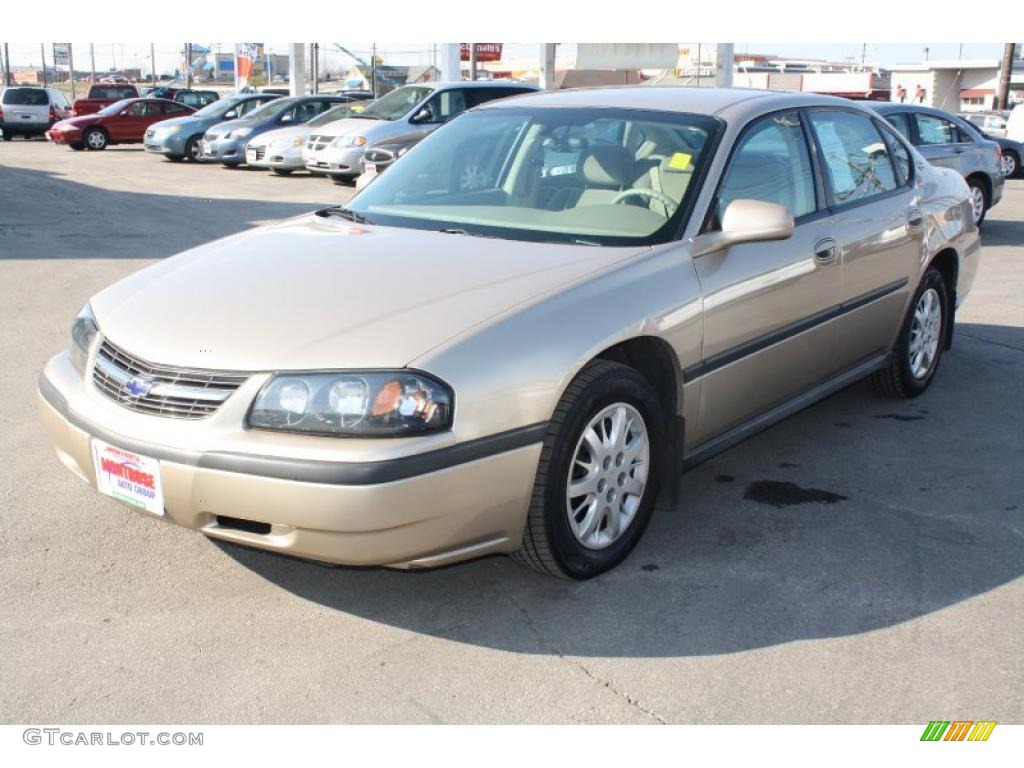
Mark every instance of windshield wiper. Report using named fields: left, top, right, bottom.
left=317, top=207, right=375, bottom=225
left=437, top=228, right=500, bottom=239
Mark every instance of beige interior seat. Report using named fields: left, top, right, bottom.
left=574, top=145, right=633, bottom=207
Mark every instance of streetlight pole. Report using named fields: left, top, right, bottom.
left=2, top=43, right=11, bottom=86
left=90, top=43, right=96, bottom=83
left=150, top=43, right=156, bottom=84
left=41, top=43, right=48, bottom=86
left=996, top=43, right=1015, bottom=110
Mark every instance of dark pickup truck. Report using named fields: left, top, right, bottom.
left=72, top=84, right=141, bottom=116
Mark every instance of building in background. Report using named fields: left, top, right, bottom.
left=888, top=58, right=1024, bottom=112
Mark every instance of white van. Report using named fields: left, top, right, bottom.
left=0, top=86, right=72, bottom=139
left=1006, top=104, right=1024, bottom=143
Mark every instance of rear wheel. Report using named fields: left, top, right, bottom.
left=515, top=360, right=663, bottom=579
left=869, top=267, right=948, bottom=399
left=967, top=177, right=989, bottom=226
left=83, top=127, right=108, bottom=151
left=1002, top=150, right=1020, bottom=179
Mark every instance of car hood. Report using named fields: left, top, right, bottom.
left=314, top=116, right=395, bottom=139
left=209, top=117, right=263, bottom=137
left=90, top=214, right=645, bottom=371
left=58, top=114, right=102, bottom=128
left=254, top=125, right=311, bottom=144
left=148, top=114, right=211, bottom=132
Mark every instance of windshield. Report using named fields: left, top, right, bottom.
left=308, top=103, right=365, bottom=127
left=97, top=99, right=134, bottom=116
left=355, top=86, right=433, bottom=121
left=244, top=98, right=299, bottom=121
left=192, top=98, right=242, bottom=118
left=347, top=107, right=718, bottom=246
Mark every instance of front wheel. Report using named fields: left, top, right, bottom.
left=272, top=168, right=293, bottom=176
left=184, top=136, right=203, bottom=162
left=515, top=360, right=663, bottom=579
left=869, top=267, right=948, bottom=399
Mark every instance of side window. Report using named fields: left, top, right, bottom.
left=915, top=114, right=963, bottom=145
left=124, top=102, right=149, bottom=116
left=884, top=112, right=912, bottom=141
left=421, top=89, right=468, bottom=123
left=877, top=122, right=912, bottom=184
left=808, top=110, right=898, bottom=205
left=163, top=102, right=190, bottom=115
left=717, top=111, right=817, bottom=222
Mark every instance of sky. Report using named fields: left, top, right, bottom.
left=0, top=42, right=1010, bottom=74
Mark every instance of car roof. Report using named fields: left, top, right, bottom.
left=476, top=85, right=863, bottom=118
left=410, top=80, right=538, bottom=93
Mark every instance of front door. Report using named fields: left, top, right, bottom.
left=693, top=110, right=841, bottom=442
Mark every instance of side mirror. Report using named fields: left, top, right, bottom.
left=223, top=110, right=237, bottom=120
left=410, top=107, right=432, bottom=124
left=693, top=199, right=795, bottom=256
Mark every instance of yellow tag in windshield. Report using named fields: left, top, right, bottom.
left=668, top=152, right=692, bottom=171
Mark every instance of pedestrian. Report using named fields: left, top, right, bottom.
left=896, top=84, right=906, bottom=103
left=915, top=84, right=926, bottom=104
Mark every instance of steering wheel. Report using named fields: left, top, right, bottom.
left=611, top=187, right=679, bottom=215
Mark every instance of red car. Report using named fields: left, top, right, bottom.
left=46, top=98, right=195, bottom=151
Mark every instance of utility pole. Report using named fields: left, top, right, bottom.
left=186, top=43, right=192, bottom=88
left=714, top=43, right=734, bottom=88
left=3, top=43, right=11, bottom=86
left=312, top=42, right=319, bottom=93
left=469, top=43, right=478, bottom=81
left=150, top=43, right=156, bottom=84
left=996, top=43, right=1015, bottom=110
left=90, top=43, right=96, bottom=83
left=68, top=44, right=76, bottom=100
left=371, top=43, right=379, bottom=95
left=861, top=43, right=866, bottom=67
left=41, top=43, right=48, bottom=86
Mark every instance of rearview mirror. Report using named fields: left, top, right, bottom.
left=693, top=199, right=795, bottom=257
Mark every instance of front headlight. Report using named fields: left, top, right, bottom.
left=331, top=135, right=366, bottom=149
left=230, top=127, right=253, bottom=139
left=69, top=304, right=98, bottom=374
left=249, top=372, right=453, bottom=436
left=166, top=124, right=183, bottom=134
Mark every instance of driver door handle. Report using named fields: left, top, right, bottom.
left=813, top=237, right=838, bottom=264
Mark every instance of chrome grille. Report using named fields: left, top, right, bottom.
left=306, top=134, right=332, bottom=151
left=250, top=145, right=266, bottom=161
left=92, top=339, right=249, bottom=420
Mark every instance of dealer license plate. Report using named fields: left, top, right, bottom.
left=91, top=439, right=164, bottom=515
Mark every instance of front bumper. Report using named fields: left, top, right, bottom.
left=202, top=136, right=246, bottom=164
left=304, top=145, right=363, bottom=177
left=45, top=127, right=79, bottom=144
left=247, top=141, right=305, bottom=170
left=37, top=351, right=540, bottom=569
left=144, top=130, right=187, bottom=156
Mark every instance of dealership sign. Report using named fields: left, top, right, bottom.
left=460, top=44, right=502, bottom=62
left=52, top=43, right=71, bottom=67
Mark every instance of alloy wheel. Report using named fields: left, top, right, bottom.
left=1002, top=154, right=1017, bottom=178
left=909, top=287, right=942, bottom=379
left=969, top=185, right=986, bottom=224
left=565, top=402, right=649, bottom=550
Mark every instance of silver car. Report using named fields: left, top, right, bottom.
left=38, top=88, right=979, bottom=579
left=872, top=103, right=1004, bottom=225
left=303, top=80, right=537, bottom=183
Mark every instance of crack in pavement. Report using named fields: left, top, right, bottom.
left=956, top=330, right=1024, bottom=353
left=504, top=589, right=668, bottom=724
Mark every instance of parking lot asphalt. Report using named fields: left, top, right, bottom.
left=1, top=140, right=1021, bottom=724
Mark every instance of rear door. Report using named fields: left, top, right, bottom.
left=912, top=112, right=971, bottom=175
left=805, top=108, right=922, bottom=367
left=2, top=88, right=50, bottom=127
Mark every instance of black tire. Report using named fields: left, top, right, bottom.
left=515, top=360, right=664, bottom=579
left=83, top=127, right=108, bottom=151
left=166, top=154, right=184, bottom=162
left=69, top=142, right=85, bottom=151
left=869, top=267, right=949, bottom=399
left=184, top=136, right=203, bottom=162
left=1004, top=150, right=1021, bottom=179
left=222, top=161, right=241, bottom=168
left=331, top=174, right=356, bottom=186
left=967, top=176, right=989, bottom=227
left=272, top=168, right=293, bottom=176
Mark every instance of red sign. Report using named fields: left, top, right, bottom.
left=460, top=44, right=503, bottom=62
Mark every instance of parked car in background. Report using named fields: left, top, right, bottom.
left=71, top=83, right=140, bottom=116
left=960, top=112, right=1008, bottom=138
left=354, top=131, right=425, bottom=189
left=303, top=80, right=538, bottom=183
left=333, top=89, right=375, bottom=101
left=1004, top=104, right=1024, bottom=143
left=202, top=95, right=351, bottom=167
left=38, top=89, right=980, bottom=578
left=47, top=98, right=195, bottom=151
left=144, top=93, right=280, bottom=162
left=0, top=86, right=71, bottom=138
left=952, top=114, right=1023, bottom=179
left=871, top=103, right=1003, bottom=225
left=144, top=87, right=219, bottom=109
left=246, top=102, right=369, bottom=175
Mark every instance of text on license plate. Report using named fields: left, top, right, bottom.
left=91, top=438, right=164, bottom=515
